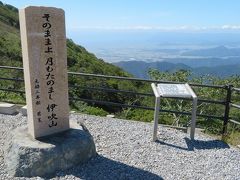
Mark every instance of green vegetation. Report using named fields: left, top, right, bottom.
left=0, top=1, right=134, bottom=114
left=0, top=2, right=239, bottom=145
left=114, top=69, right=240, bottom=145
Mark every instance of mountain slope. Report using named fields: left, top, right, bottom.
left=0, top=1, right=129, bottom=77
left=0, top=1, right=136, bottom=112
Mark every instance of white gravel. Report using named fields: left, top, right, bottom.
left=0, top=113, right=240, bottom=180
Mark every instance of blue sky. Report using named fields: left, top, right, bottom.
left=3, top=0, right=240, bottom=32
left=2, top=0, right=240, bottom=48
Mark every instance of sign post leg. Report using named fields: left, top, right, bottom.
left=153, top=97, right=160, bottom=141
left=190, top=97, right=197, bottom=140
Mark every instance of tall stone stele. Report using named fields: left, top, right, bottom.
left=4, top=7, right=96, bottom=177
left=19, top=6, right=69, bottom=138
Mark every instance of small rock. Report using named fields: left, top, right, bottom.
left=106, top=114, right=115, bottom=118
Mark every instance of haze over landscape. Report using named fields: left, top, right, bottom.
left=4, top=0, right=240, bottom=78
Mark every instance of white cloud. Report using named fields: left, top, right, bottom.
left=221, top=25, right=240, bottom=30
left=68, top=25, right=240, bottom=32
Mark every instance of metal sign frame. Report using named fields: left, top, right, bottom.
left=151, top=83, right=197, bottom=141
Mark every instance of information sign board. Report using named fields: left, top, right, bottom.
left=157, top=84, right=192, bottom=98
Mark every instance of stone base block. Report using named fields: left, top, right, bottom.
left=19, top=105, right=27, bottom=116
left=0, top=103, right=18, bottom=115
left=4, top=120, right=96, bottom=177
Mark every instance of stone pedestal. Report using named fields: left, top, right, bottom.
left=4, top=120, right=96, bottom=177
left=0, top=103, right=18, bottom=115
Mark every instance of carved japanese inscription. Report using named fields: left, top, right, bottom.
left=19, top=6, right=69, bottom=138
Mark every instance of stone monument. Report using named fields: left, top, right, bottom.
left=4, top=6, right=96, bottom=177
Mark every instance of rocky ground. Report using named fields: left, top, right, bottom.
left=0, top=113, right=240, bottom=180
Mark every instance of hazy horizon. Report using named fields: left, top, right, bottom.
left=3, top=0, right=240, bottom=41
left=3, top=0, right=240, bottom=64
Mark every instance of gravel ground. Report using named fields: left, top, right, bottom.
left=0, top=113, right=240, bottom=180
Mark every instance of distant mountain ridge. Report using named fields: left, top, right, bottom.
left=181, top=45, right=240, bottom=57
left=114, top=61, right=240, bottom=78
left=161, top=57, right=240, bottom=68
left=114, top=61, right=190, bottom=78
